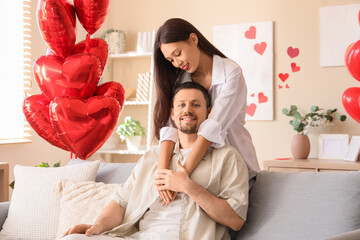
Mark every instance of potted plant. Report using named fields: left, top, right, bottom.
left=116, top=116, right=146, bottom=151
left=282, top=105, right=347, bottom=159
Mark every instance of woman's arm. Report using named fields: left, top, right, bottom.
left=183, top=135, right=211, bottom=174
left=157, top=140, right=175, bottom=204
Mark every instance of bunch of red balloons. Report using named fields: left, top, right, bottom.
left=343, top=10, right=360, bottom=124
left=23, top=0, right=125, bottom=159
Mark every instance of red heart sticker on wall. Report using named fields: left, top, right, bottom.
left=245, top=26, right=256, bottom=39
left=49, top=96, right=120, bottom=159
left=278, top=73, right=289, bottom=82
left=287, top=47, right=299, bottom=58
left=254, top=42, right=267, bottom=55
left=258, top=92, right=268, bottom=103
left=246, top=103, right=257, bottom=117
left=291, top=63, right=300, bottom=72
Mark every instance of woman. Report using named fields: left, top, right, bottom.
left=153, top=18, right=259, bottom=204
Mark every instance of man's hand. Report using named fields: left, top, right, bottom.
left=62, top=224, right=103, bottom=237
left=155, top=160, right=190, bottom=193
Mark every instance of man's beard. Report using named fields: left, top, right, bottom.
left=178, top=113, right=198, bottom=134
left=179, top=123, right=197, bottom=134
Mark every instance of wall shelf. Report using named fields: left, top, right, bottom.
left=109, top=51, right=152, bottom=59
left=124, top=100, right=149, bottom=106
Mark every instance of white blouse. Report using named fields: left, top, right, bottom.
left=160, top=55, right=260, bottom=172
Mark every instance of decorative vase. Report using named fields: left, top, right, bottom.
left=125, top=136, right=142, bottom=151
left=291, top=134, right=311, bottom=159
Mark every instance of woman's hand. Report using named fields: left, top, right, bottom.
left=62, top=224, right=103, bottom=237
left=155, top=160, right=190, bottom=193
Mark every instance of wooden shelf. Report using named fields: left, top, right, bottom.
left=109, top=51, right=152, bottom=59
left=124, top=100, right=149, bottom=106
left=264, top=158, right=360, bottom=172
left=97, top=145, right=147, bottom=155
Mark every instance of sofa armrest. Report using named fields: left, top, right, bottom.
left=0, top=201, right=10, bottom=230
left=325, top=229, right=360, bottom=240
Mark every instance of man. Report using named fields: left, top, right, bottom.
left=62, top=82, right=249, bottom=240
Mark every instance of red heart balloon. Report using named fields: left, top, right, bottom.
left=74, top=0, right=110, bottom=35
left=33, top=54, right=101, bottom=100
left=345, top=40, right=360, bottom=82
left=49, top=96, right=120, bottom=159
left=342, top=87, right=360, bottom=123
left=72, top=38, right=108, bottom=76
left=23, top=94, right=69, bottom=151
left=37, top=0, right=76, bottom=58
left=94, top=82, right=125, bottom=109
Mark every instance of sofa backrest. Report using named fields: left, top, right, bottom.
left=67, top=159, right=136, bottom=184
left=236, top=170, right=360, bottom=240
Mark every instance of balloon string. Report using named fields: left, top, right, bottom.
left=85, top=34, right=91, bottom=52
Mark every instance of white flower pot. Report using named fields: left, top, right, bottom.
left=125, top=136, right=142, bottom=151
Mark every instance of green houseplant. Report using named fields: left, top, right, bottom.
left=282, top=105, right=347, bottom=135
left=282, top=105, right=347, bottom=159
left=116, top=116, right=146, bottom=150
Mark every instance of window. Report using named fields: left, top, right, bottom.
left=0, top=0, right=31, bottom=143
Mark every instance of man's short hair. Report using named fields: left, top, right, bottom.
left=172, top=82, right=212, bottom=108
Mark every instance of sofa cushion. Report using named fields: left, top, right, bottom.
left=54, top=179, right=120, bottom=239
left=67, top=159, right=136, bottom=184
left=0, top=160, right=100, bottom=240
left=236, top=171, right=360, bottom=240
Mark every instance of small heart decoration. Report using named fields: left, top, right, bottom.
left=245, top=26, right=256, bottom=39
left=246, top=103, right=257, bottom=117
left=49, top=96, right=120, bottom=159
left=254, top=42, right=267, bottom=55
left=278, top=85, right=283, bottom=89
left=33, top=53, right=101, bottom=100
left=287, top=47, right=299, bottom=58
left=278, top=73, right=289, bottom=82
left=291, top=63, right=300, bottom=72
left=286, top=84, right=290, bottom=88
left=250, top=93, right=255, bottom=97
left=258, top=92, right=268, bottom=103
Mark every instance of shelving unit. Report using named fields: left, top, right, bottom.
left=96, top=50, right=155, bottom=162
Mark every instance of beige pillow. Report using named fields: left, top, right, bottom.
left=54, top=179, right=120, bottom=239
left=0, top=160, right=100, bottom=240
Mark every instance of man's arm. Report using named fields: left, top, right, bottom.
left=155, top=161, right=245, bottom=231
left=63, top=201, right=125, bottom=237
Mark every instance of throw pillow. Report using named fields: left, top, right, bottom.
left=0, top=160, right=100, bottom=240
left=54, top=179, right=120, bottom=239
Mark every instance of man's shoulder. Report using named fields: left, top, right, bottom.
left=210, top=144, right=245, bottom=165
left=136, top=146, right=161, bottom=167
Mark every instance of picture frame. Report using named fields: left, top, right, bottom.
left=344, top=136, right=360, bottom=162
left=318, top=134, right=349, bottom=159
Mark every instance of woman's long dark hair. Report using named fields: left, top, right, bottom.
left=153, top=18, right=226, bottom=140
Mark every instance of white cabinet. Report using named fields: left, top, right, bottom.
left=96, top=51, right=155, bottom=162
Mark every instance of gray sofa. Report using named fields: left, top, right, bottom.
left=1, top=159, right=360, bottom=240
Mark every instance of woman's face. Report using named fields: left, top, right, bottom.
left=160, top=33, right=200, bottom=74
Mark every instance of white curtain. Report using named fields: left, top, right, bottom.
left=0, top=0, right=31, bottom=141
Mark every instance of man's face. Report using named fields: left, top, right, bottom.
left=171, top=88, right=209, bottom=134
